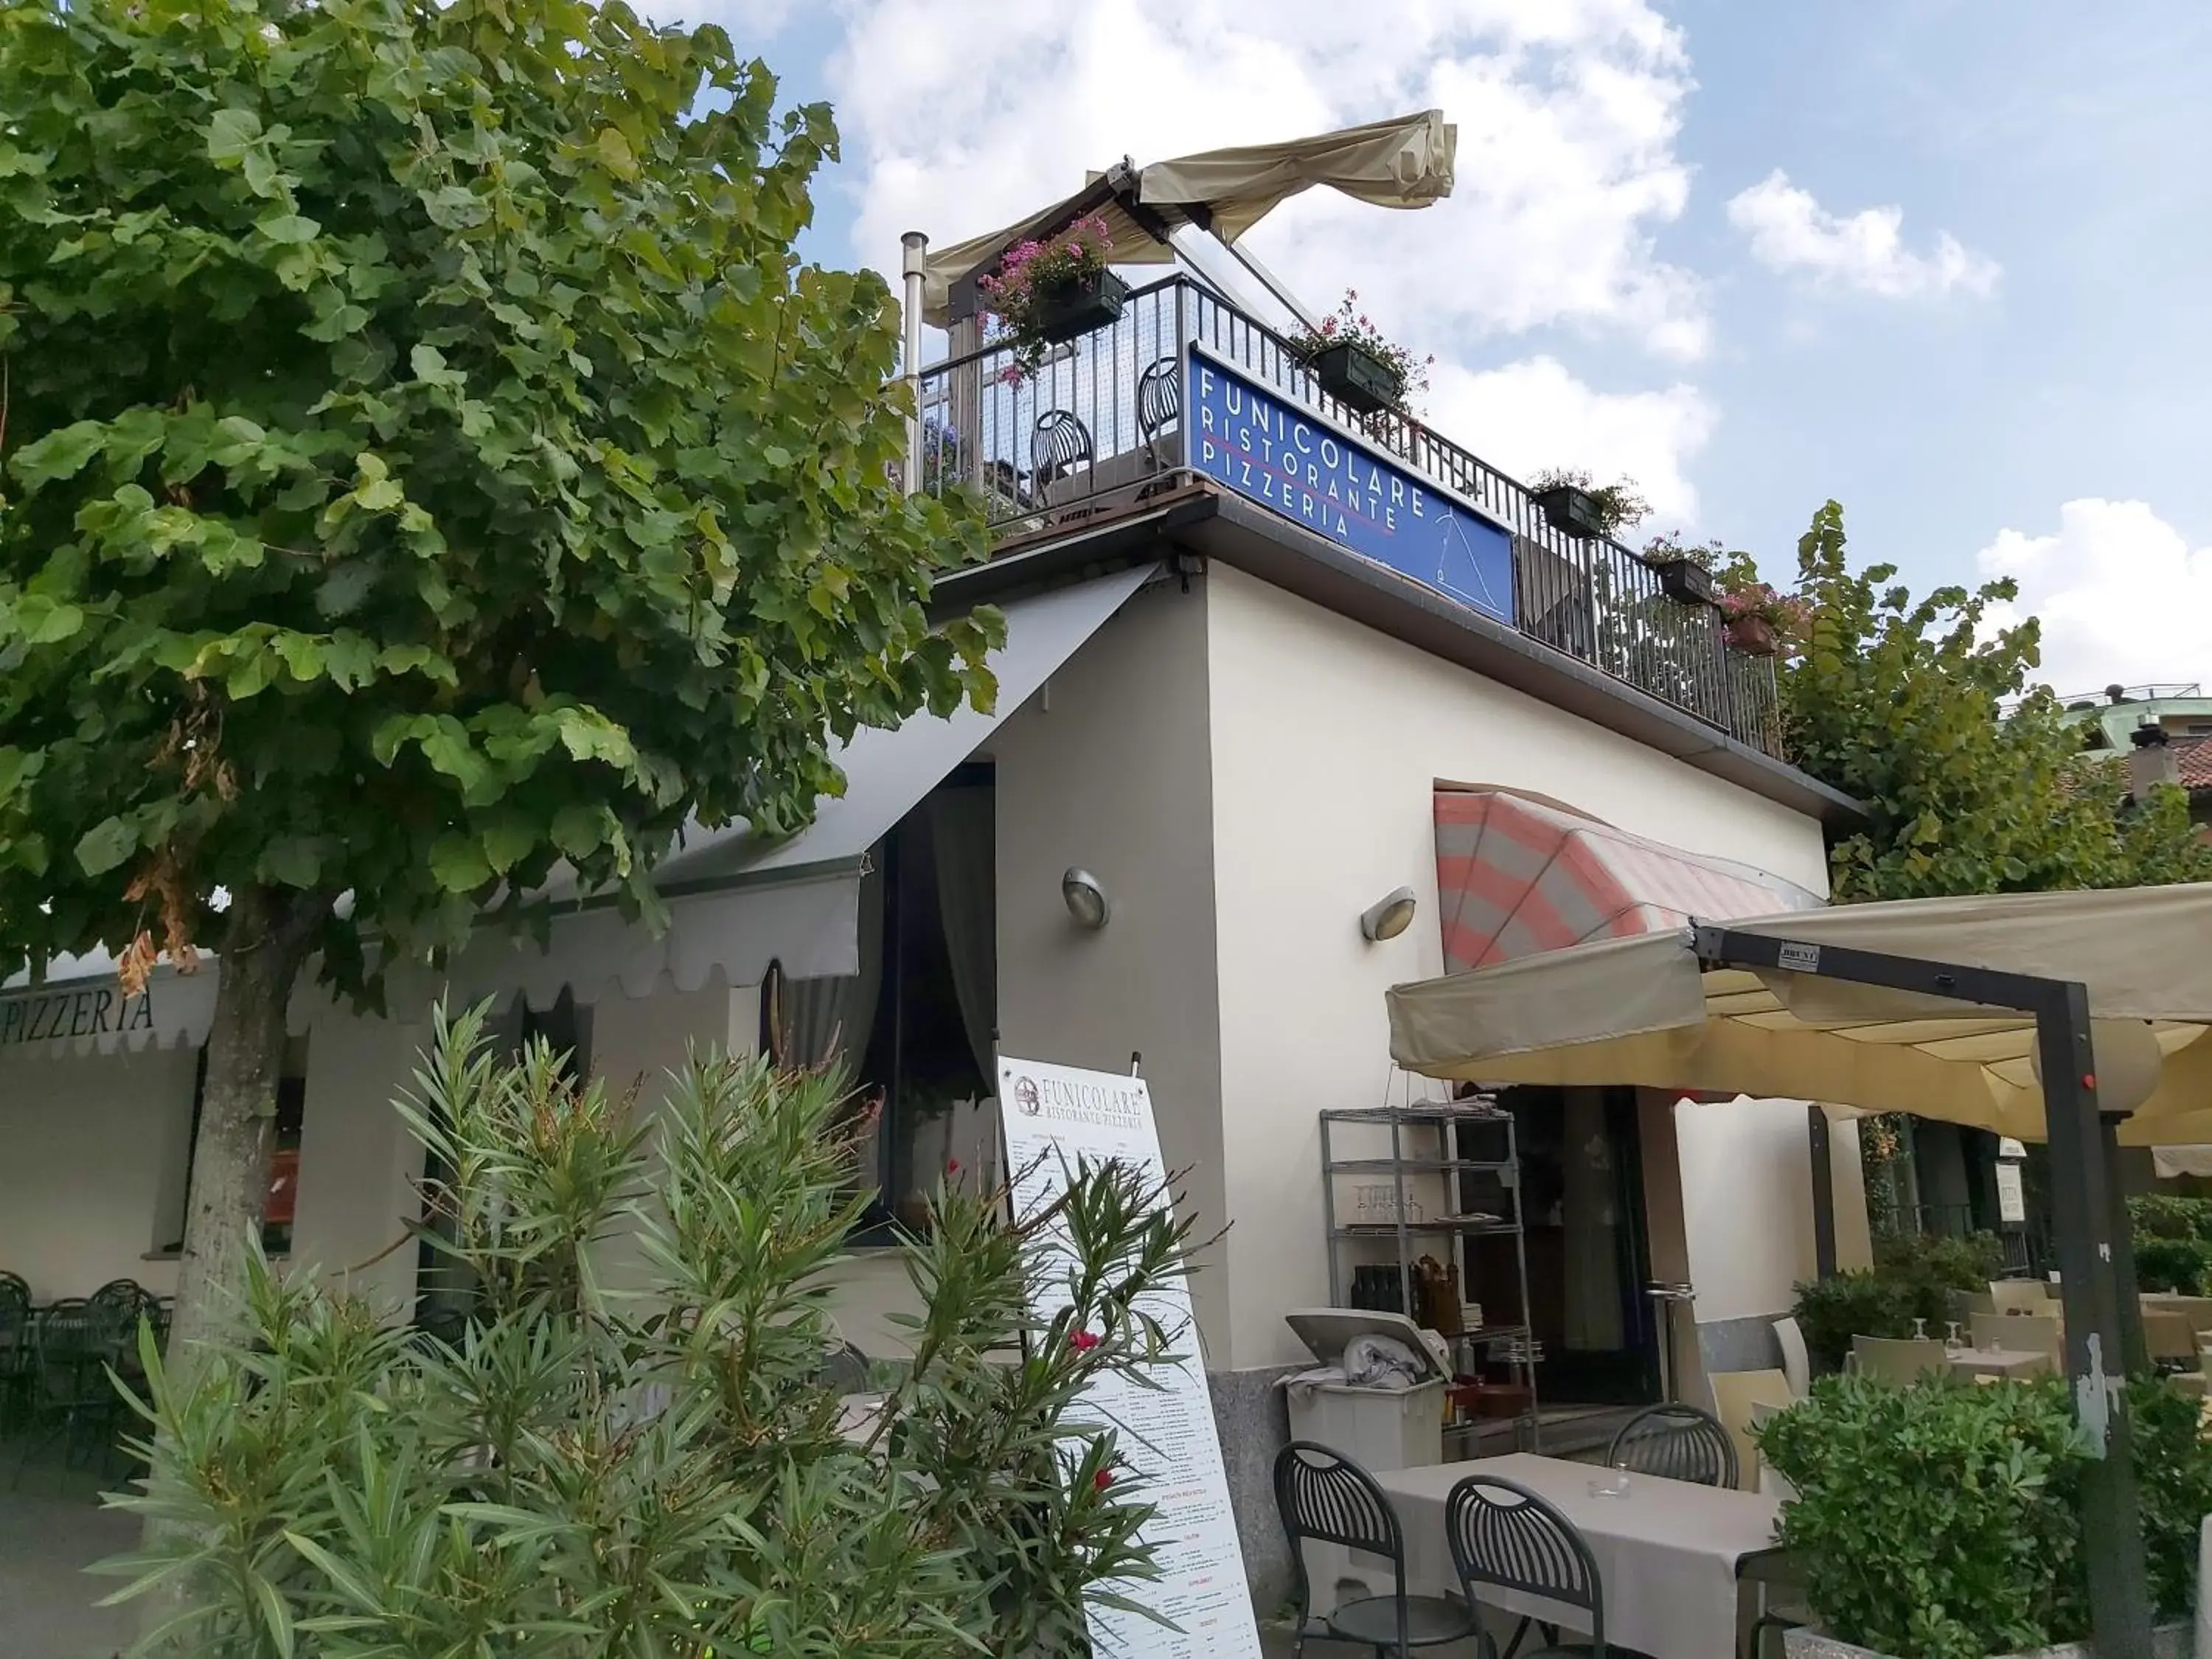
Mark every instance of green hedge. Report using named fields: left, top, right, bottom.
left=1757, top=1374, right=2212, bottom=1659
left=1791, top=1231, right=2007, bottom=1371
left=2128, top=1195, right=2212, bottom=1293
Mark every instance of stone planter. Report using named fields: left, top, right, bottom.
left=1783, top=1622, right=2192, bottom=1659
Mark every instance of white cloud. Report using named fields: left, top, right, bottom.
left=823, top=0, right=1710, bottom=362
left=1978, top=499, right=2212, bottom=695
left=1726, top=169, right=2000, bottom=300
left=1427, top=355, right=1715, bottom=524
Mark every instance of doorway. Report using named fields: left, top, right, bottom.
left=1485, top=1085, right=1661, bottom=1405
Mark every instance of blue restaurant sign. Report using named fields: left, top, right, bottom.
left=1187, top=347, right=1515, bottom=625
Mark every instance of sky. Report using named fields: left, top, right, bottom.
left=681, top=0, right=2212, bottom=700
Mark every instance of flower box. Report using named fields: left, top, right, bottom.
left=1531, top=482, right=1607, bottom=541
left=1728, top=614, right=1780, bottom=657
left=1783, top=1621, right=2191, bottom=1659
left=1651, top=554, right=1717, bottom=606
left=1034, top=266, right=1129, bottom=345
left=1309, top=340, right=1405, bottom=415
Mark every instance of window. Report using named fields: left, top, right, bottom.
left=159, top=1037, right=310, bottom=1256
left=764, top=766, right=997, bottom=1236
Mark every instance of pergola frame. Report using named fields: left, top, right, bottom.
left=1695, top=923, right=2152, bottom=1655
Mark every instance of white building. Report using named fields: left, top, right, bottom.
left=0, top=273, right=1871, bottom=1607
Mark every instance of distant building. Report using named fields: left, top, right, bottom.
left=2059, top=684, right=2212, bottom=827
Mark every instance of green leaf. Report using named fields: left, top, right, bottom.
left=75, top=816, right=138, bottom=876
left=264, top=838, right=321, bottom=888
left=11, top=420, right=105, bottom=486
left=549, top=804, right=604, bottom=860
left=204, top=107, right=262, bottom=165
left=479, top=818, right=535, bottom=875
left=256, top=212, right=321, bottom=245
left=428, top=835, right=492, bottom=894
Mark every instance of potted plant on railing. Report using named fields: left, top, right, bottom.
left=1289, top=289, right=1433, bottom=418
left=975, top=214, right=1127, bottom=381
left=1718, top=580, right=1809, bottom=657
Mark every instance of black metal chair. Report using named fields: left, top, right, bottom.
left=13, top=1299, right=127, bottom=1482
left=0, top=1273, right=31, bottom=1433
left=1605, top=1402, right=1738, bottom=1489
left=1029, top=408, right=1093, bottom=507
left=1136, top=355, right=1182, bottom=469
left=1445, top=1472, right=1617, bottom=1659
left=1274, top=1441, right=1478, bottom=1658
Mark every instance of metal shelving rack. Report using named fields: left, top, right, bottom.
left=1320, top=1097, right=1541, bottom=1453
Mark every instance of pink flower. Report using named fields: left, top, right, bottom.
left=1069, top=1329, right=1099, bottom=1352
left=946, top=1158, right=961, bottom=1174
left=1093, top=1468, right=1114, bottom=1491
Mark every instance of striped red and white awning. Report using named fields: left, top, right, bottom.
left=1433, top=788, right=1823, bottom=974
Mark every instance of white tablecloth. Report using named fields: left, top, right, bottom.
left=1947, top=1345, right=2051, bottom=1379
left=1377, top=1453, right=1782, bottom=1659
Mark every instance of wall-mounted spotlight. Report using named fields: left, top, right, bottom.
left=1062, top=868, right=1111, bottom=931
left=1360, top=886, right=1419, bottom=942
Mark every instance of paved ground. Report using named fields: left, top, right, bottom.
left=0, top=1456, right=135, bottom=1659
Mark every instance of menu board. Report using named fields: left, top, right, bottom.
left=997, top=1056, right=1262, bottom=1659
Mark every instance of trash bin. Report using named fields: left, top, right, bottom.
left=1280, top=1309, right=1449, bottom=1614
left=1281, top=1307, right=1448, bottom=1472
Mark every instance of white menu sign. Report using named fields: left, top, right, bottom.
left=1995, top=1161, right=2027, bottom=1225
left=998, top=1056, right=1262, bottom=1659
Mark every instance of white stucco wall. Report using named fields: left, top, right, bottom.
left=0, top=1045, right=198, bottom=1300
left=989, top=574, right=1232, bottom=1362
left=1674, top=1096, right=1875, bottom=1331
left=1201, top=564, right=1834, bottom=1370
left=291, top=1010, right=428, bottom=1318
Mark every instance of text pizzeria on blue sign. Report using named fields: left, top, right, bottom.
left=1186, top=347, right=1516, bottom=626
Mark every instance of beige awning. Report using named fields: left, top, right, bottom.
left=1386, top=883, right=2212, bottom=1146
left=921, top=110, right=1456, bottom=325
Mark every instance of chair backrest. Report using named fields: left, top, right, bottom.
left=1772, top=1315, right=1811, bottom=1398
left=1708, top=1369, right=1796, bottom=1491
left=2144, top=1293, right=2212, bottom=1337
left=1273, top=1441, right=1409, bottom=1628
left=2143, top=1308, right=2199, bottom=1363
left=1136, top=356, right=1182, bottom=447
left=1850, top=1335, right=1949, bottom=1385
left=32, top=1298, right=94, bottom=1399
left=1972, top=1311, right=2061, bottom=1368
left=1030, top=408, right=1093, bottom=483
left=0, top=1271, right=29, bottom=1329
left=1606, top=1402, right=1739, bottom=1488
left=1989, top=1279, right=2052, bottom=1315
left=87, top=1279, right=153, bottom=1350
left=1445, top=1474, right=1605, bottom=1654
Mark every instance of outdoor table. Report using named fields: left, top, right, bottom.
left=1376, top=1452, right=1781, bottom=1659
left=1947, top=1344, right=2052, bottom=1380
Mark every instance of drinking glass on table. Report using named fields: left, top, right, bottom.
left=1945, top=1321, right=1964, bottom=1351
left=1912, top=1317, right=1929, bottom=1341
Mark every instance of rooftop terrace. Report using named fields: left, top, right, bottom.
left=913, top=274, right=1786, bottom=761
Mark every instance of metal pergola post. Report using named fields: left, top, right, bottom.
left=1693, top=925, right=2153, bottom=1658
left=1807, top=1102, right=1838, bottom=1279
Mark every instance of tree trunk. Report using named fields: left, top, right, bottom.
left=141, top=885, right=323, bottom=1637
left=164, top=887, right=319, bottom=1382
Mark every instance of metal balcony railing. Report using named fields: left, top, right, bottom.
left=914, top=275, right=1784, bottom=759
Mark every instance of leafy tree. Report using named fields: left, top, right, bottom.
left=1781, top=501, right=2212, bottom=900
left=0, top=0, right=995, bottom=1375
left=106, top=1006, right=1197, bottom=1656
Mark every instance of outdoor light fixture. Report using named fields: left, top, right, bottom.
left=1062, top=869, right=1110, bottom=931
left=1360, top=886, right=1419, bottom=942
